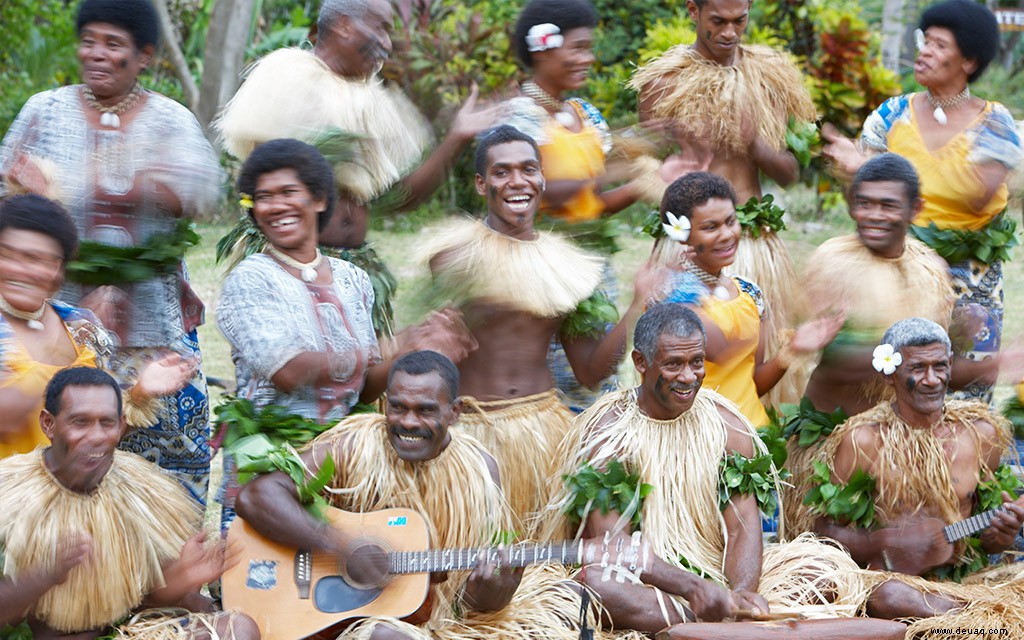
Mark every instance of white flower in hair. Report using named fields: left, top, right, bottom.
left=526, top=23, right=564, bottom=52
left=914, top=29, right=926, bottom=52
left=872, top=343, right=903, bottom=375
left=662, top=211, right=691, bottom=243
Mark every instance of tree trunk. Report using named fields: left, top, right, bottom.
left=153, top=0, right=199, bottom=109
left=881, top=0, right=906, bottom=73
left=195, top=0, right=256, bottom=144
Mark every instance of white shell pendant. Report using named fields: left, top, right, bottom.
left=933, top=106, right=947, bottom=126
left=100, top=112, right=120, bottom=128
left=27, top=319, right=44, bottom=331
left=300, top=267, right=317, bottom=282
left=712, top=285, right=729, bottom=300
left=554, top=111, right=575, bottom=128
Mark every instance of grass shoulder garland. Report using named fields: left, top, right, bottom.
left=66, top=219, right=199, bottom=285
left=562, top=459, right=653, bottom=528
left=909, top=212, right=1018, bottom=265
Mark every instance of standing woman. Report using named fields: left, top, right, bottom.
left=823, top=0, right=1022, bottom=402
left=0, top=0, right=222, bottom=503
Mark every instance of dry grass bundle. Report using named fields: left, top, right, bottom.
left=216, top=48, right=430, bottom=202
left=0, top=452, right=200, bottom=632
left=759, top=534, right=868, bottom=618
left=457, top=391, right=575, bottom=538
left=629, top=45, right=816, bottom=156
left=420, top=218, right=604, bottom=318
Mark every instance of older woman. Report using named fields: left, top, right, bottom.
left=0, top=195, right=194, bottom=459
left=824, top=0, right=1022, bottom=402
left=0, top=0, right=221, bottom=503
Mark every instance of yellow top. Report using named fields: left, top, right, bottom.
left=538, top=108, right=606, bottom=222
left=0, top=333, right=97, bottom=458
left=702, top=279, right=768, bottom=427
left=862, top=95, right=1021, bottom=232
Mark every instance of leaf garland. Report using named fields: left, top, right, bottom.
left=783, top=397, right=849, bottom=449
left=930, top=466, right=1022, bottom=582
left=908, top=212, right=1018, bottom=266
left=541, top=215, right=624, bottom=256
left=757, top=406, right=790, bottom=470
left=0, top=623, right=31, bottom=640
left=562, top=460, right=653, bottom=528
left=561, top=290, right=620, bottom=340
left=803, top=461, right=877, bottom=529
left=785, top=117, right=820, bottom=169
left=215, top=396, right=338, bottom=520
left=735, top=195, right=787, bottom=238
left=641, top=209, right=665, bottom=239
left=718, top=451, right=788, bottom=516
left=1001, top=394, right=1024, bottom=440
left=66, top=219, right=199, bottom=285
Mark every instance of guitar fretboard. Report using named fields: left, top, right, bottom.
left=943, top=506, right=1007, bottom=543
left=388, top=541, right=582, bottom=575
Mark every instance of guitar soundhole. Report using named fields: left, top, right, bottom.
left=313, top=576, right=383, bottom=613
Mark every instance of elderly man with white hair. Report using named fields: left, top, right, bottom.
left=802, top=317, right=1024, bottom=639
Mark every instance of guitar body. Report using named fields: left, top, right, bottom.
left=223, top=507, right=432, bottom=640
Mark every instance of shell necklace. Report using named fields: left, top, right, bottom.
left=83, top=82, right=143, bottom=129
left=925, top=87, right=970, bottom=126
left=0, top=294, right=46, bottom=330
left=689, top=263, right=730, bottom=300
left=522, top=80, right=576, bottom=128
left=267, top=246, right=323, bottom=283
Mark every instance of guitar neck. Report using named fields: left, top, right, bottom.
left=388, top=541, right=583, bottom=575
left=943, top=505, right=1007, bottom=543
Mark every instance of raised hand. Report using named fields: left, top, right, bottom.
left=400, top=308, right=478, bottom=364
left=133, top=352, right=198, bottom=400
left=821, top=123, right=867, bottom=180
left=448, top=83, right=505, bottom=144
left=791, top=311, right=847, bottom=354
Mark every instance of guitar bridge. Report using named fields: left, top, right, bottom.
left=295, top=549, right=312, bottom=599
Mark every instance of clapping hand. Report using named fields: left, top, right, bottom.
left=133, top=352, right=198, bottom=400
left=790, top=311, right=847, bottom=354
left=449, top=83, right=506, bottom=144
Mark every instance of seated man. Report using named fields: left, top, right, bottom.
left=235, top=350, right=589, bottom=640
left=540, top=304, right=904, bottom=639
left=0, top=367, right=256, bottom=640
left=420, top=125, right=666, bottom=534
left=806, top=318, right=1024, bottom=640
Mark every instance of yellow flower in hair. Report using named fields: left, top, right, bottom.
left=239, top=194, right=254, bottom=210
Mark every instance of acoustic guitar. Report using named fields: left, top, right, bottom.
left=222, top=506, right=629, bottom=640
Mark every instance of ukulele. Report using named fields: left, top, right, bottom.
left=222, top=506, right=645, bottom=640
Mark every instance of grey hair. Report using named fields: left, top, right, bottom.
left=318, top=0, right=369, bottom=33
left=634, top=303, right=706, bottom=364
left=882, top=317, right=951, bottom=356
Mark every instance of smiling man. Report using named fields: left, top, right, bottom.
left=802, top=317, right=1024, bottom=639
left=421, top=125, right=666, bottom=534
left=537, top=304, right=899, bottom=637
left=0, top=367, right=256, bottom=640
left=801, top=154, right=954, bottom=418
left=235, top=350, right=590, bottom=640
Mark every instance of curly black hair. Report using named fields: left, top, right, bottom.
left=659, top=171, right=736, bottom=223
left=0, top=194, right=79, bottom=261
left=237, top=139, right=337, bottom=232
left=919, top=0, right=999, bottom=84
left=474, top=125, right=541, bottom=176
left=76, top=0, right=160, bottom=50
left=852, top=152, right=920, bottom=205
left=513, top=0, right=598, bottom=68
